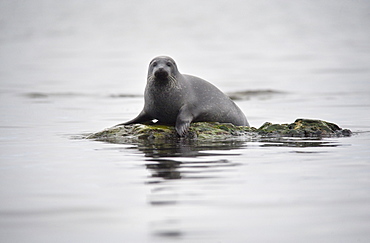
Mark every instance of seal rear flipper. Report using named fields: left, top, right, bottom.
left=116, top=110, right=153, bottom=126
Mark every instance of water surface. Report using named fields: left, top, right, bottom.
left=1, top=1, right=370, bottom=242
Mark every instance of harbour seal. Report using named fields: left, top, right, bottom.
left=120, top=56, right=249, bottom=136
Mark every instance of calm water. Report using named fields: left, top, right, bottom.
left=1, top=1, right=370, bottom=242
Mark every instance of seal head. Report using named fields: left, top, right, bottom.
left=150, top=56, right=176, bottom=79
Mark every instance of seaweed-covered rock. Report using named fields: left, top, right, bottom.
left=86, top=124, right=178, bottom=143
left=86, top=118, right=351, bottom=143
left=258, top=119, right=352, bottom=137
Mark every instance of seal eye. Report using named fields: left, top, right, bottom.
left=152, top=61, right=157, bottom=67
left=166, top=62, right=172, bottom=67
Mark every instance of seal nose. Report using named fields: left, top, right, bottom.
left=154, top=67, right=169, bottom=79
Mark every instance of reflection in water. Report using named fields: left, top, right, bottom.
left=258, top=137, right=343, bottom=148
left=123, top=137, right=343, bottom=182
left=135, top=139, right=246, bottom=158
left=121, top=136, right=345, bottom=240
left=135, top=139, right=245, bottom=181
left=153, top=229, right=182, bottom=238
left=146, top=158, right=237, bottom=180
left=136, top=139, right=247, bottom=240
left=146, top=159, right=182, bottom=180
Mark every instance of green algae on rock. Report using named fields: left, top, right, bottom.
left=86, top=119, right=351, bottom=143
left=86, top=124, right=178, bottom=143
left=258, top=119, right=352, bottom=137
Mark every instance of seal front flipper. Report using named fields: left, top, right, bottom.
left=175, top=105, right=194, bottom=136
left=116, top=110, right=153, bottom=126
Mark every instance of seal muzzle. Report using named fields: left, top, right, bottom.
left=154, top=67, right=169, bottom=79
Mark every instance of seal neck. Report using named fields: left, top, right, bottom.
left=147, top=74, right=180, bottom=90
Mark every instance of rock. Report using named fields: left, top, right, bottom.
left=258, top=119, right=352, bottom=137
left=86, top=119, right=351, bottom=143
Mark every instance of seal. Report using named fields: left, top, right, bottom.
left=120, top=56, right=249, bottom=136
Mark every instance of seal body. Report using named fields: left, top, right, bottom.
left=121, top=56, right=249, bottom=136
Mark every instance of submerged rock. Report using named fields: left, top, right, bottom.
left=227, top=89, right=285, bottom=100
left=86, top=119, right=351, bottom=143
